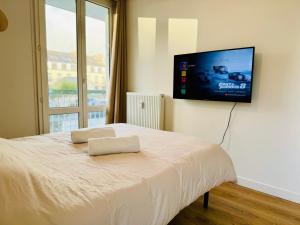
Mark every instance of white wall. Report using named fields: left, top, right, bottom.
left=127, top=0, right=300, bottom=203
left=0, top=0, right=37, bottom=138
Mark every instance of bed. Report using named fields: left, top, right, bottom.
left=0, top=123, right=236, bottom=225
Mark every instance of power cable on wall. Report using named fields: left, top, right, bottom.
left=219, top=102, right=237, bottom=146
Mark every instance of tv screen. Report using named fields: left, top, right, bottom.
left=173, top=47, right=255, bottom=103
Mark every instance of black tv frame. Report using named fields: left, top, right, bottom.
left=173, top=46, right=255, bottom=103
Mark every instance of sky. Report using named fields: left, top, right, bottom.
left=45, top=5, right=107, bottom=56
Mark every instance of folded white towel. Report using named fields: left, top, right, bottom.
left=88, top=135, right=140, bottom=156
left=71, top=127, right=116, bottom=144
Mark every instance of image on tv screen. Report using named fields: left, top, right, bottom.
left=173, top=47, right=255, bottom=102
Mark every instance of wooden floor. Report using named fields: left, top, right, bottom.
left=168, top=182, right=300, bottom=225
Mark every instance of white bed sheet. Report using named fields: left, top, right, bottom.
left=0, top=124, right=236, bottom=225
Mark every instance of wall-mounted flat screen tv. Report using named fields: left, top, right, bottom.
left=173, top=47, right=255, bottom=103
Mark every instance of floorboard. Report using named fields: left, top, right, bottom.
left=168, top=182, right=300, bottom=225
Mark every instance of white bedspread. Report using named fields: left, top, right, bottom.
left=0, top=124, right=236, bottom=225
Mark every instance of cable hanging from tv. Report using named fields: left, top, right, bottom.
left=219, top=102, right=237, bottom=146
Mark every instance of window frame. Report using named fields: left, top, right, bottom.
left=33, top=0, right=112, bottom=133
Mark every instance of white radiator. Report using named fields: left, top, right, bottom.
left=126, top=92, right=164, bottom=130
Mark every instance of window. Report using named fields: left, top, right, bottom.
left=66, top=63, right=71, bottom=70
left=94, top=66, right=99, bottom=73
left=57, top=62, right=62, bottom=70
left=47, top=62, right=52, bottom=69
left=37, top=0, right=111, bottom=133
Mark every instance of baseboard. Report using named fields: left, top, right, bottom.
left=237, top=176, right=300, bottom=204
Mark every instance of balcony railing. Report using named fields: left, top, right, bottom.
left=49, top=89, right=106, bottom=108
left=48, top=90, right=107, bottom=132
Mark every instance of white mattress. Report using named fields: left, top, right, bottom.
left=0, top=124, right=236, bottom=225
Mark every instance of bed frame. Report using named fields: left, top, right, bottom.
left=203, top=192, right=209, bottom=208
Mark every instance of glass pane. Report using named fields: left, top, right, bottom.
left=45, top=0, right=78, bottom=108
left=50, top=113, right=79, bottom=133
left=85, top=2, right=109, bottom=107
left=88, top=111, right=106, bottom=128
